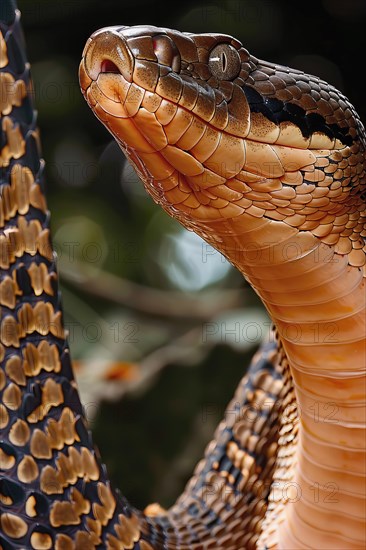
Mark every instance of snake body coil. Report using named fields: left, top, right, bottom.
left=1, top=3, right=365, bottom=549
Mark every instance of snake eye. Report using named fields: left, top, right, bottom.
left=208, top=44, right=241, bottom=80
left=153, top=34, right=181, bottom=73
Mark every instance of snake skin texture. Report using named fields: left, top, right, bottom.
left=1, top=2, right=365, bottom=549
left=0, top=5, right=294, bottom=550
left=79, top=22, right=366, bottom=550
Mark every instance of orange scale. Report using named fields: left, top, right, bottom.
left=182, top=194, right=200, bottom=209
left=352, top=240, right=365, bottom=250
left=192, top=191, right=210, bottom=206
left=210, top=197, right=229, bottom=209
left=318, top=175, right=334, bottom=187
left=315, top=156, right=330, bottom=167
left=242, top=205, right=266, bottom=218
left=217, top=203, right=245, bottom=219
left=280, top=171, right=303, bottom=186
left=162, top=146, right=204, bottom=176
left=297, top=205, right=316, bottom=214
left=271, top=198, right=290, bottom=208
left=267, top=210, right=286, bottom=221
left=334, top=213, right=349, bottom=225
left=339, top=227, right=355, bottom=238
left=134, top=108, right=168, bottom=151
left=244, top=191, right=272, bottom=201
left=292, top=194, right=312, bottom=205
left=271, top=187, right=296, bottom=200
left=334, top=237, right=353, bottom=254
left=321, top=232, right=340, bottom=245
left=324, top=163, right=338, bottom=175
left=164, top=109, right=193, bottom=144
left=295, top=183, right=316, bottom=194
left=285, top=214, right=306, bottom=227
left=210, top=185, right=242, bottom=201
left=313, top=223, right=338, bottom=238
left=234, top=197, right=252, bottom=209
left=333, top=169, right=345, bottom=180
left=332, top=224, right=346, bottom=234
left=191, top=126, right=221, bottom=163
left=308, top=197, right=330, bottom=208
left=276, top=207, right=295, bottom=216
left=254, top=201, right=276, bottom=210
left=349, top=231, right=360, bottom=242
left=230, top=176, right=252, bottom=192
left=236, top=170, right=265, bottom=185
left=348, top=248, right=366, bottom=267
left=298, top=220, right=319, bottom=230
left=291, top=203, right=308, bottom=211
left=176, top=117, right=206, bottom=150
left=303, top=168, right=326, bottom=183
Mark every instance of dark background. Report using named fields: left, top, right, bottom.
left=17, top=0, right=366, bottom=509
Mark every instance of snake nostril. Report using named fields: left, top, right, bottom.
left=100, top=59, right=120, bottom=74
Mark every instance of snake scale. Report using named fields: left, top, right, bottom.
left=1, top=1, right=365, bottom=549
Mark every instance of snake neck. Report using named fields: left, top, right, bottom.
left=197, top=215, right=366, bottom=549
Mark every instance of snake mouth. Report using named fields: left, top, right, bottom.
left=100, top=59, right=120, bottom=74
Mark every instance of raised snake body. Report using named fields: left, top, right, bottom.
left=1, top=3, right=365, bottom=549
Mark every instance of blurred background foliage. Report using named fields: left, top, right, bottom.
left=18, top=0, right=366, bottom=509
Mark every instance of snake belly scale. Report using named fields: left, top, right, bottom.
left=1, top=2, right=365, bottom=549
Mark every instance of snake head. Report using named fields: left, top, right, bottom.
left=79, top=25, right=366, bottom=270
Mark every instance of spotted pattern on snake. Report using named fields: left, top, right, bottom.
left=0, top=3, right=365, bottom=550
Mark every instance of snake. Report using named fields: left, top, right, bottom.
left=0, top=1, right=365, bottom=549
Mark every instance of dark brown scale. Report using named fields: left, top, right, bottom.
left=168, top=31, right=198, bottom=64
left=127, top=36, right=157, bottom=61
left=133, top=59, right=160, bottom=92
